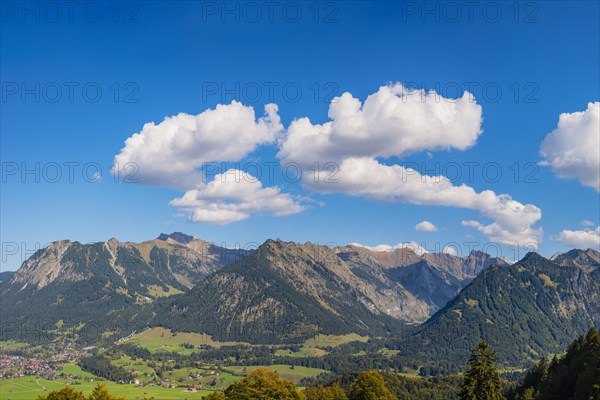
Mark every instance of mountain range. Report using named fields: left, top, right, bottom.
left=1, top=232, right=598, bottom=366
left=153, top=239, right=513, bottom=342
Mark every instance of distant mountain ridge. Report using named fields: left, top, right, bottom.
left=156, top=232, right=253, bottom=265
left=152, top=240, right=514, bottom=342
left=0, top=271, right=14, bottom=283
left=552, top=248, right=600, bottom=272
left=401, top=251, right=600, bottom=366
left=2, top=232, right=598, bottom=354
left=157, top=232, right=195, bottom=244
left=336, top=245, right=510, bottom=310
left=0, top=234, right=247, bottom=342
left=9, top=235, right=229, bottom=291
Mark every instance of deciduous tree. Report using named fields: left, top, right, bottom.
left=304, top=383, right=348, bottom=400
left=224, top=368, right=302, bottom=400
left=348, top=371, right=396, bottom=400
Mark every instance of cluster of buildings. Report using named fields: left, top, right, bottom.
left=0, top=354, right=55, bottom=379
left=0, top=346, right=90, bottom=380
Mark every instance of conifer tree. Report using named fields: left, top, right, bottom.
left=458, top=341, right=505, bottom=400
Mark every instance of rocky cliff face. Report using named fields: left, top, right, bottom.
left=9, top=235, right=232, bottom=291
left=336, top=246, right=509, bottom=310
left=11, top=240, right=82, bottom=289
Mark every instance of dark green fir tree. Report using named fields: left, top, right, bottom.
left=458, top=341, right=505, bottom=400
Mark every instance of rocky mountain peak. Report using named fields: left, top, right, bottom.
left=467, top=250, right=488, bottom=258
left=6, top=234, right=252, bottom=293
left=11, top=240, right=78, bottom=289
left=157, top=232, right=195, bottom=244
left=257, top=239, right=317, bottom=259
left=104, top=237, right=121, bottom=252
left=552, top=248, right=600, bottom=272
left=550, top=251, right=562, bottom=261
left=568, top=248, right=600, bottom=260
left=337, top=244, right=422, bottom=269
left=521, top=251, right=545, bottom=262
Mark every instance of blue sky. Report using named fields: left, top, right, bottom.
left=1, top=1, right=599, bottom=270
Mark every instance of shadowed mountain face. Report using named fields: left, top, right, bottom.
left=401, top=252, right=600, bottom=366
left=0, top=271, right=14, bottom=283
left=0, top=234, right=248, bottom=343
left=157, top=232, right=195, bottom=244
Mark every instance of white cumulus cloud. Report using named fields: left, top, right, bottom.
left=278, top=84, right=542, bottom=247
left=113, top=101, right=309, bottom=224
left=351, top=241, right=429, bottom=256
left=279, top=83, right=483, bottom=165
left=540, top=102, right=600, bottom=191
left=442, top=245, right=459, bottom=256
left=415, top=220, right=438, bottom=232
left=556, top=226, right=600, bottom=250
left=114, top=101, right=282, bottom=189
left=170, top=169, right=306, bottom=224
left=312, top=158, right=542, bottom=247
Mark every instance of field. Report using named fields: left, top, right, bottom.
left=122, top=328, right=248, bottom=354
left=274, top=347, right=328, bottom=357
left=0, top=341, right=29, bottom=350
left=303, top=333, right=369, bottom=348
left=378, top=348, right=401, bottom=357
left=60, top=363, right=96, bottom=378
left=0, top=376, right=217, bottom=400
left=107, top=354, right=240, bottom=391
left=162, top=368, right=239, bottom=391
left=1, top=364, right=325, bottom=399
left=398, top=368, right=423, bottom=378
left=112, top=355, right=157, bottom=376
left=275, top=333, right=369, bottom=357
left=146, top=284, right=184, bottom=298
left=225, top=365, right=327, bottom=383
left=275, top=333, right=370, bottom=358
left=121, top=329, right=370, bottom=358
